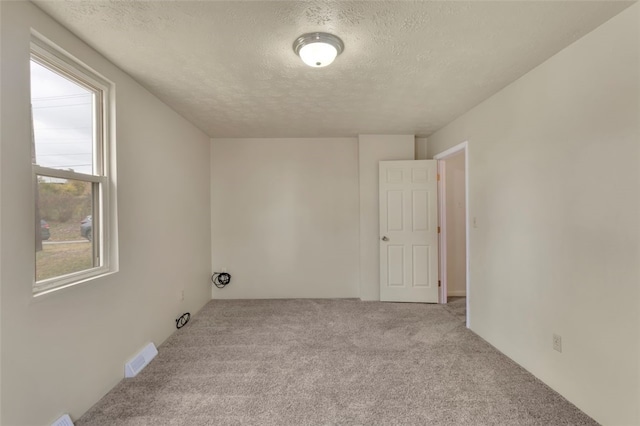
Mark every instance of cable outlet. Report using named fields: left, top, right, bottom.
left=553, top=334, right=562, bottom=353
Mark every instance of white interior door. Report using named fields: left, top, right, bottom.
left=379, top=160, right=439, bottom=303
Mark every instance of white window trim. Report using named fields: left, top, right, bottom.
left=31, top=35, right=115, bottom=297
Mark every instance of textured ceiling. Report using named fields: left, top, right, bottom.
left=33, top=1, right=632, bottom=138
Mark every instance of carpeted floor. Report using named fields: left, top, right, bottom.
left=443, top=296, right=466, bottom=323
left=78, top=299, right=597, bottom=425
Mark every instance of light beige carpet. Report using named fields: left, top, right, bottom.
left=443, top=296, right=466, bottom=323
left=78, top=299, right=597, bottom=425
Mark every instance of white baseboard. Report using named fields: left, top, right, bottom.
left=447, top=291, right=466, bottom=297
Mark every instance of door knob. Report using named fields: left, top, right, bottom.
left=381, top=236, right=389, bottom=241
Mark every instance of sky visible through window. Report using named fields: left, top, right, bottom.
left=31, top=60, right=94, bottom=175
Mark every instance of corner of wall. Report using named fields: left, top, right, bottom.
left=415, top=137, right=428, bottom=160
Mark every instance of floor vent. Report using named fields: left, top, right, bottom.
left=124, top=342, right=158, bottom=378
left=51, top=414, right=74, bottom=426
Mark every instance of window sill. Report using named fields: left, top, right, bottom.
left=33, top=268, right=118, bottom=299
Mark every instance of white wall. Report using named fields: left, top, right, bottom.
left=211, top=138, right=359, bottom=299
left=358, top=135, right=415, bottom=300
left=211, top=135, right=417, bottom=301
left=0, top=2, right=212, bottom=424
left=427, top=5, right=639, bottom=425
left=445, top=153, right=466, bottom=297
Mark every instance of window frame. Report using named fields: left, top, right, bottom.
left=31, top=36, right=113, bottom=296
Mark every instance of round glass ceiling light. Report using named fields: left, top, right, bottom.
left=293, top=32, right=344, bottom=68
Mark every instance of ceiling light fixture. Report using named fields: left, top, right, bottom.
left=293, top=32, right=344, bottom=68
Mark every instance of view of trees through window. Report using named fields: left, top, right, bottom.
left=35, top=177, right=93, bottom=281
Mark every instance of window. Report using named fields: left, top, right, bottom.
left=31, top=38, right=113, bottom=295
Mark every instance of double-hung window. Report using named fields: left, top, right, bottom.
left=31, top=38, right=113, bottom=295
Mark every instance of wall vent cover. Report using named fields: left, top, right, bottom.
left=51, top=414, right=74, bottom=426
left=124, top=342, right=158, bottom=378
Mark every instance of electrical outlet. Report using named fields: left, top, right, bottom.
left=553, top=334, right=562, bottom=353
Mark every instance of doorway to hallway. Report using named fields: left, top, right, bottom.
left=435, top=141, right=469, bottom=327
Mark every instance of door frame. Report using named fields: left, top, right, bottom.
left=434, top=141, right=470, bottom=328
